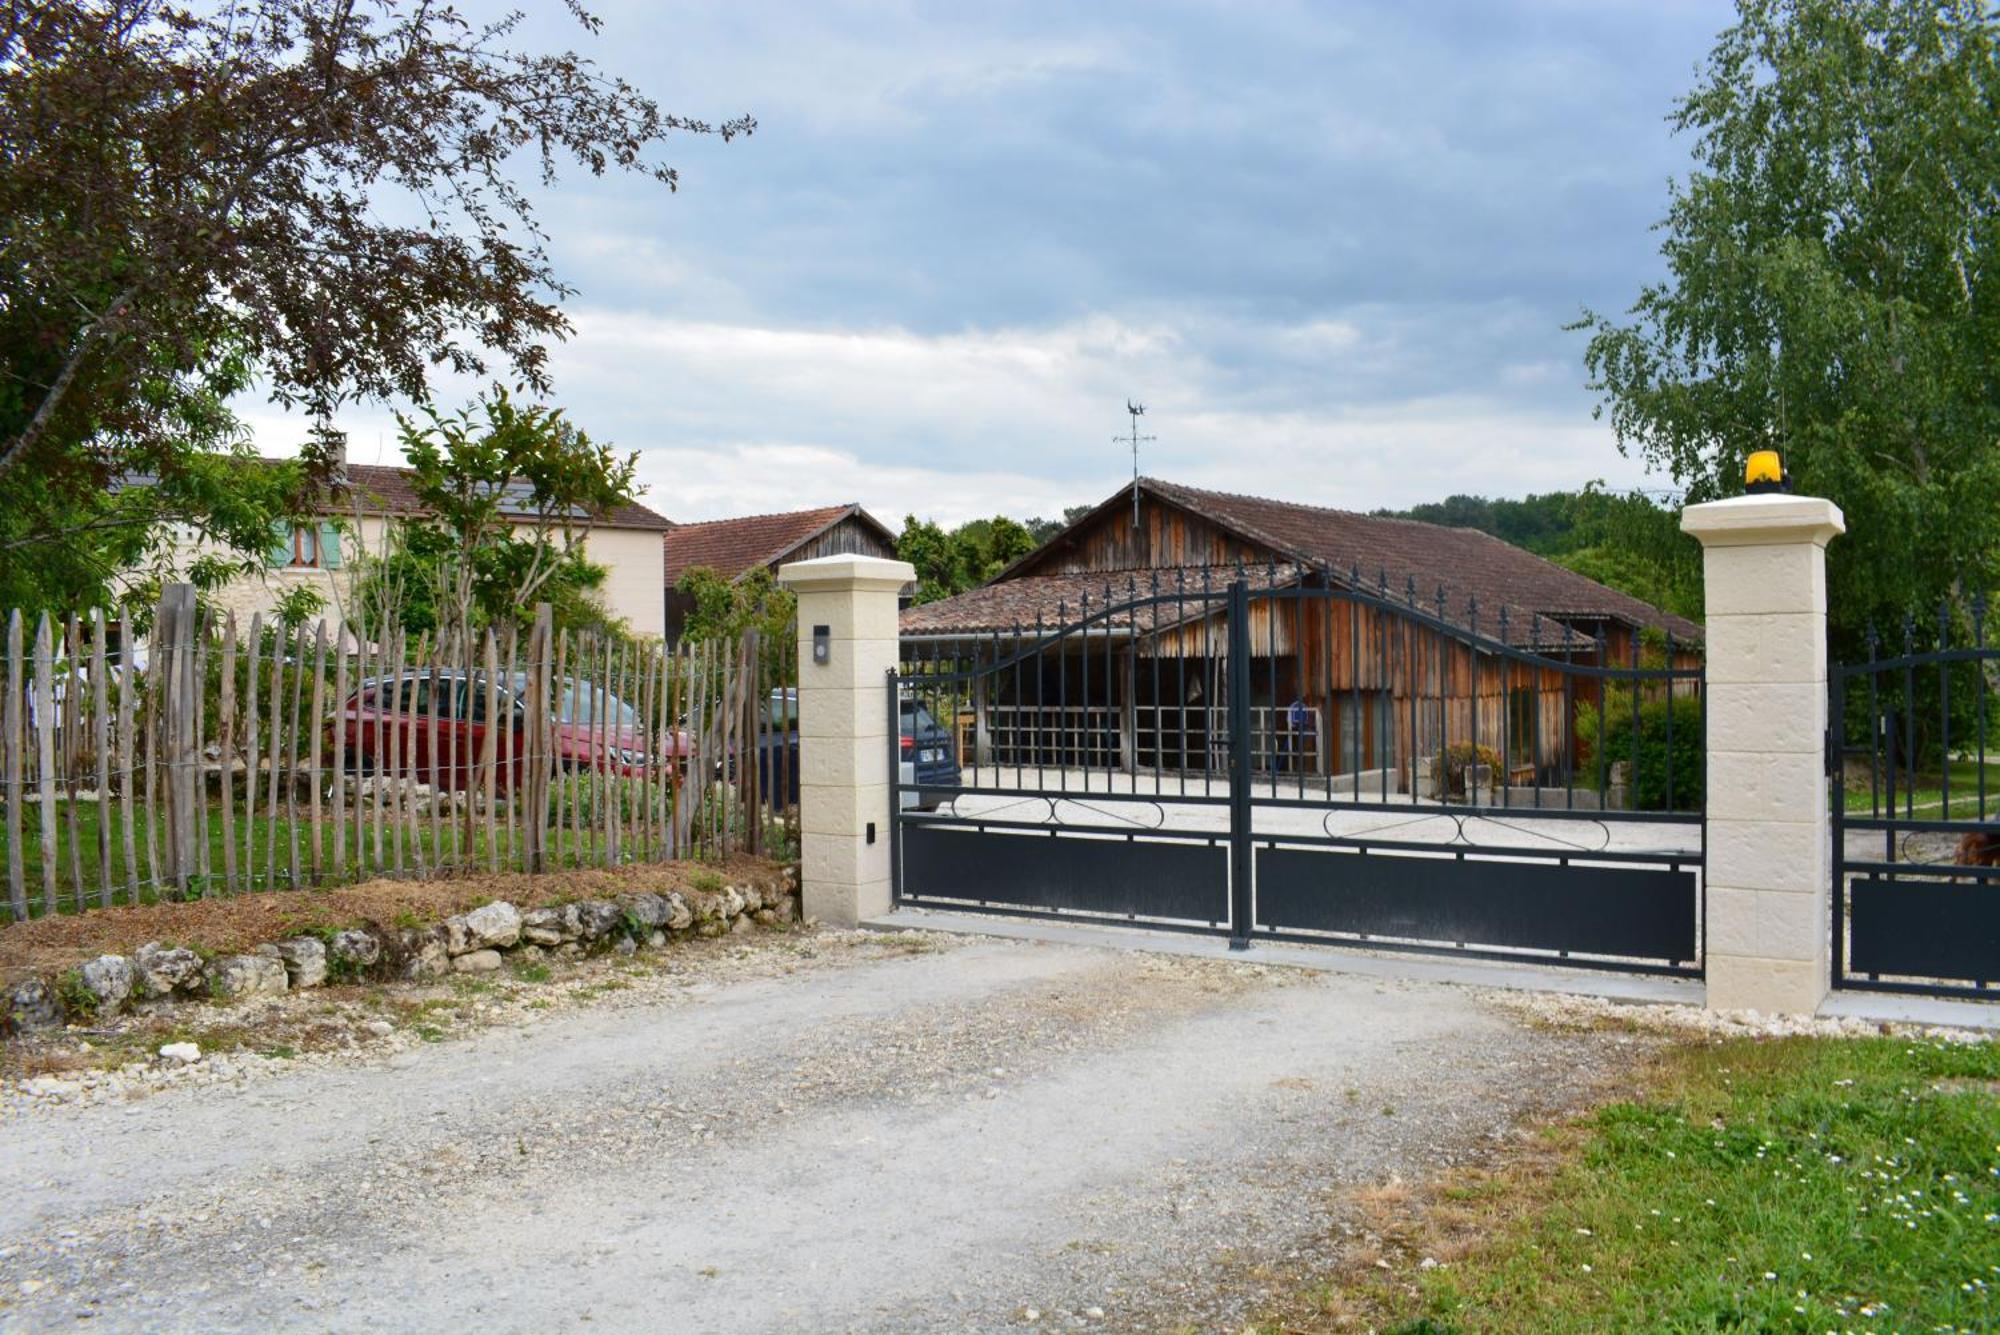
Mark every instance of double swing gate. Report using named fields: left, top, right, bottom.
left=1831, top=605, right=2000, bottom=999
left=891, top=569, right=1706, bottom=976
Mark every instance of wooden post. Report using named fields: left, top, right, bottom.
left=241, top=613, right=262, bottom=890
left=115, top=602, right=137, bottom=903
left=219, top=615, right=239, bottom=895
left=425, top=639, right=443, bottom=871
left=34, top=614, right=59, bottom=913
left=501, top=621, right=519, bottom=871
left=482, top=629, right=499, bottom=872
left=193, top=610, right=213, bottom=887
left=5, top=610, right=24, bottom=919
left=63, top=616, right=84, bottom=903
left=331, top=619, right=347, bottom=881
left=524, top=605, right=552, bottom=873
left=177, top=595, right=199, bottom=895
left=263, top=618, right=284, bottom=889
left=308, top=621, right=327, bottom=884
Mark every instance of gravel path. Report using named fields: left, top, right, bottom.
left=0, top=932, right=1641, bottom=1332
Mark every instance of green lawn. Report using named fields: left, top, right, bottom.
left=1845, top=757, right=2000, bottom=820
left=0, top=794, right=717, bottom=921
left=1273, top=1035, right=2000, bottom=1333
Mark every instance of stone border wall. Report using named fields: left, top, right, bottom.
left=3, top=868, right=798, bottom=1033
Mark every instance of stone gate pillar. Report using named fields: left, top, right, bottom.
left=776, top=554, right=915, bottom=927
left=1682, top=491, right=1845, bottom=1014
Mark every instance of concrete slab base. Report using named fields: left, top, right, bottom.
left=1819, top=989, right=2000, bottom=1033
left=863, top=907, right=1705, bottom=1006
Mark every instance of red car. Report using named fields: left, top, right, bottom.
left=333, top=670, right=684, bottom=792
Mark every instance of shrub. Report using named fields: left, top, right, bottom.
left=1430, top=742, right=1502, bottom=802
left=1575, top=688, right=1702, bottom=811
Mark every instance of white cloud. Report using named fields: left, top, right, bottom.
left=235, top=301, right=1661, bottom=528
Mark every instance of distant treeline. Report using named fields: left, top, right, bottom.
left=1374, top=486, right=1703, bottom=624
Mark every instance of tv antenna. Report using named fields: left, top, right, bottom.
left=1116, top=401, right=1155, bottom=530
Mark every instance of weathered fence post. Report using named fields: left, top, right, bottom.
left=1682, top=489, right=1845, bottom=1015
left=776, top=554, right=914, bottom=928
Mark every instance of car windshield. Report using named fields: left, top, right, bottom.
left=557, top=679, right=640, bottom=727
left=900, top=701, right=941, bottom=733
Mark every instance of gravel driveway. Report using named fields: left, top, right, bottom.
left=0, top=931, right=1639, bottom=1332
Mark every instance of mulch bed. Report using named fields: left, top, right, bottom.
left=0, top=857, right=781, bottom=981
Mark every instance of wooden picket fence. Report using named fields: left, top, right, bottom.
left=0, top=589, right=798, bottom=923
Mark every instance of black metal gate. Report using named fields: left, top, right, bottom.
left=890, top=568, right=1705, bottom=977
left=1831, top=606, right=2000, bottom=999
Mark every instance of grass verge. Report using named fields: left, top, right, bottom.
left=1261, top=1034, right=1999, bottom=1333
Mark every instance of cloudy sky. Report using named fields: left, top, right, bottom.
left=245, top=0, right=1738, bottom=527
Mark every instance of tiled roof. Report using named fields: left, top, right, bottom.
left=663, top=503, right=891, bottom=584
left=900, top=565, right=1302, bottom=638
left=906, top=477, right=1700, bottom=648
left=899, top=563, right=1597, bottom=649
left=327, top=463, right=673, bottom=531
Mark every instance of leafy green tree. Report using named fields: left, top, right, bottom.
left=897, top=513, right=1042, bottom=603
left=673, top=567, right=796, bottom=642
left=1576, top=0, right=2000, bottom=650
left=1377, top=485, right=1703, bottom=623
left=352, top=388, right=640, bottom=642
left=0, top=1, right=746, bottom=608
left=896, top=517, right=962, bottom=604
left=1024, top=504, right=1096, bottom=545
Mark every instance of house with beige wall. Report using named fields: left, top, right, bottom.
left=194, top=462, right=674, bottom=638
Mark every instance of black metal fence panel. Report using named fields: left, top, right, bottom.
left=901, top=824, right=1229, bottom=928
left=1255, top=845, right=1699, bottom=971
left=894, top=566, right=1705, bottom=973
left=1831, top=597, right=1999, bottom=998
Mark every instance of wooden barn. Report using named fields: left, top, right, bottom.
left=664, top=502, right=897, bottom=641
left=898, top=478, right=1703, bottom=795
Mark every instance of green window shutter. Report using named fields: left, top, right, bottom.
left=267, top=522, right=294, bottom=568
left=318, top=521, right=343, bottom=569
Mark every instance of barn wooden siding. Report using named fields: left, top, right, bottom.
left=1127, top=592, right=1577, bottom=770
left=785, top=514, right=896, bottom=564
left=1027, top=494, right=1268, bottom=575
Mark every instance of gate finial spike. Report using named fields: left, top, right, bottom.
left=1405, top=575, right=1417, bottom=606
left=1903, top=613, right=1916, bottom=654
left=1498, top=605, right=1510, bottom=644
left=1939, top=600, right=1952, bottom=650
left=1974, top=591, right=1988, bottom=645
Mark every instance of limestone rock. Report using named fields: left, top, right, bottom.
left=442, top=915, right=473, bottom=956
left=520, top=905, right=580, bottom=946
left=753, top=909, right=779, bottom=927
left=613, top=936, right=637, bottom=957
left=721, top=887, right=747, bottom=919
left=79, top=955, right=135, bottom=1014
left=213, top=954, right=288, bottom=1000
left=158, top=1041, right=201, bottom=1064
left=739, top=883, right=764, bottom=913
left=133, top=943, right=205, bottom=998
left=398, top=928, right=449, bottom=982
left=573, top=900, right=622, bottom=943
left=271, top=938, right=328, bottom=989
left=6, top=978, right=62, bottom=1030
left=329, top=929, right=382, bottom=970
left=623, top=892, right=670, bottom=930
left=452, top=949, right=502, bottom=973
left=462, top=901, right=522, bottom=950
left=663, top=892, right=693, bottom=932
